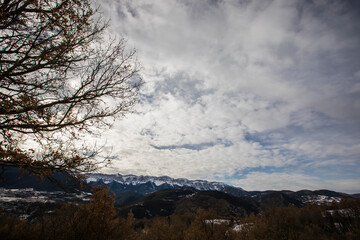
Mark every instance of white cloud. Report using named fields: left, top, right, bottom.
left=93, top=0, right=360, bottom=193
left=232, top=172, right=360, bottom=194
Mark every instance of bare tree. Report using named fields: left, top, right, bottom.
left=0, top=0, right=142, bottom=176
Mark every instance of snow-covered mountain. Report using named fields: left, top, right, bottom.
left=0, top=166, right=354, bottom=219
left=85, top=173, right=348, bottom=207
left=85, top=173, right=246, bottom=197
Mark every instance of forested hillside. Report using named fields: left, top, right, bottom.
left=1, top=186, right=359, bottom=240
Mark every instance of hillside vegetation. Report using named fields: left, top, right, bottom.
left=1, top=187, right=359, bottom=240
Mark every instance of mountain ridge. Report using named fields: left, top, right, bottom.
left=85, top=172, right=352, bottom=207
left=86, top=173, right=241, bottom=191
left=85, top=172, right=247, bottom=202
left=1, top=166, right=358, bottom=220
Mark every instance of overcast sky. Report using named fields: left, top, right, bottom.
left=94, top=0, right=360, bottom=193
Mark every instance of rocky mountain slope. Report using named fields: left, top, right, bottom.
left=85, top=173, right=247, bottom=205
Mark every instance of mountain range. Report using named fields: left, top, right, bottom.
left=84, top=172, right=351, bottom=208
left=85, top=173, right=247, bottom=203
left=0, top=166, right=358, bottom=220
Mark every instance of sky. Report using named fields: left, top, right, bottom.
left=93, top=0, right=360, bottom=193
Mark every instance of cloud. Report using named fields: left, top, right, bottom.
left=231, top=172, right=360, bottom=194
left=94, top=0, right=360, bottom=193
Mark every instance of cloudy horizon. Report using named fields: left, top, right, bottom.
left=93, top=0, right=360, bottom=194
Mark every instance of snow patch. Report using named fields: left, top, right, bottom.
left=302, top=195, right=341, bottom=205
